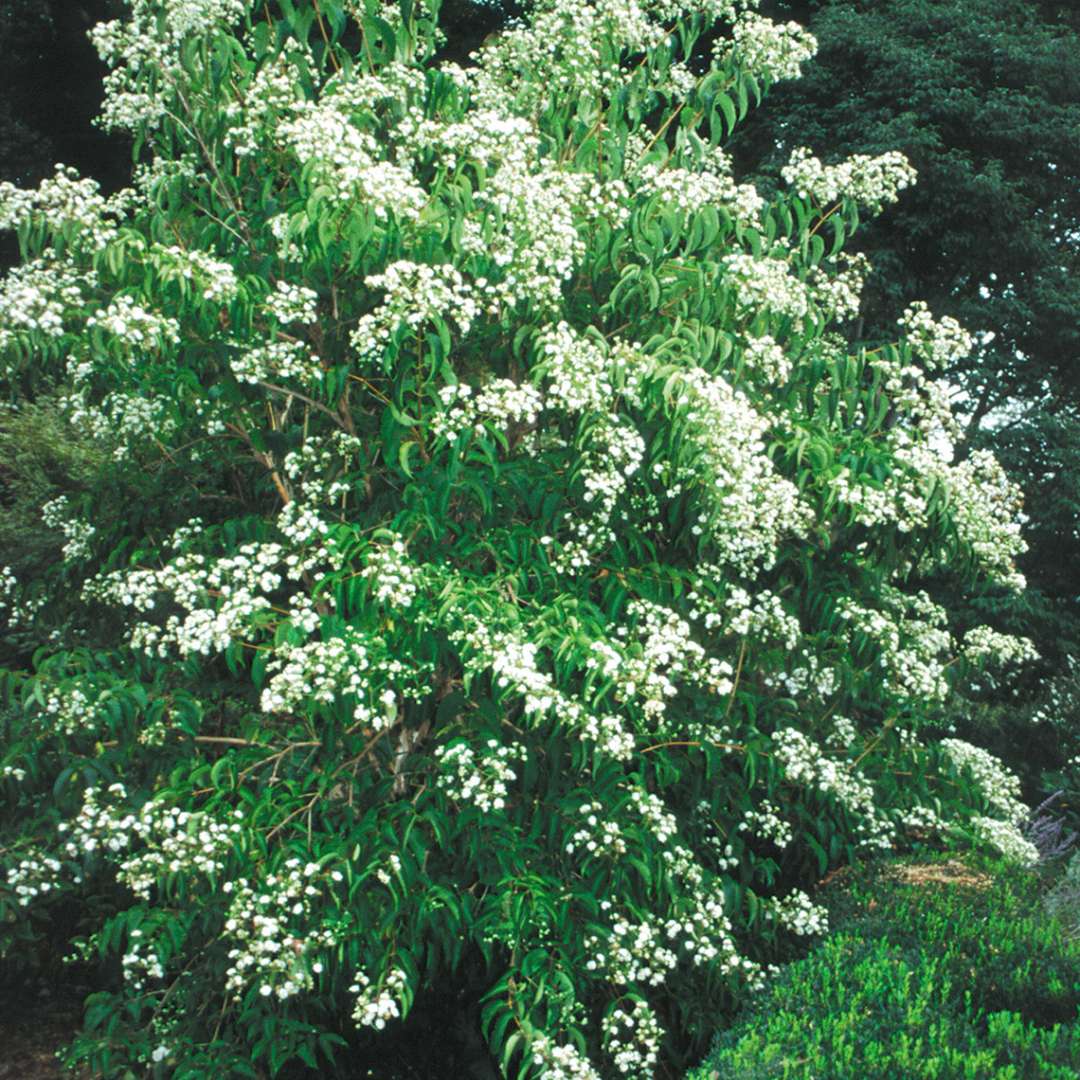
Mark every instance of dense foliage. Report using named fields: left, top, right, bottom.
left=690, top=856, right=1080, bottom=1079
left=0, top=0, right=1053, bottom=1076
left=742, top=0, right=1080, bottom=698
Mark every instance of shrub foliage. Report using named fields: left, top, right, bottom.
left=0, top=0, right=1047, bottom=1076
left=690, top=858, right=1080, bottom=1079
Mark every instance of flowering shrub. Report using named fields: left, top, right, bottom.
left=0, top=0, right=1042, bottom=1075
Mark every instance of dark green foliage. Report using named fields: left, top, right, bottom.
left=1044, top=849, right=1080, bottom=940
left=0, top=400, right=104, bottom=574
left=690, top=858, right=1080, bottom=1079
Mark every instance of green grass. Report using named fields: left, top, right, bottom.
left=689, top=856, right=1080, bottom=1080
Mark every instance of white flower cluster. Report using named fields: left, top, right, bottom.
left=41, top=496, right=96, bottom=563
left=121, top=927, right=165, bottom=990
left=836, top=588, right=953, bottom=704
left=433, top=740, right=523, bottom=812
left=0, top=259, right=88, bottom=351
left=261, top=634, right=369, bottom=717
left=771, top=728, right=892, bottom=850
left=432, top=380, right=543, bottom=444
left=809, top=253, right=869, bottom=322
left=223, top=49, right=309, bottom=159
left=130, top=153, right=199, bottom=199
left=276, top=71, right=427, bottom=218
left=941, top=738, right=1027, bottom=826
left=351, top=261, right=478, bottom=367
left=584, top=816, right=755, bottom=991
left=899, top=301, right=973, bottom=369
left=152, top=244, right=239, bottom=303
left=469, top=0, right=666, bottom=111
left=837, top=429, right=1023, bottom=585
left=351, top=967, right=408, bottom=1030
left=970, top=815, right=1039, bottom=866
left=763, top=650, right=840, bottom=704
left=407, top=110, right=538, bottom=173
left=86, top=294, right=180, bottom=350
left=452, top=38, right=631, bottom=283
left=450, top=614, right=635, bottom=760
left=266, top=281, right=318, bottom=325
left=585, top=793, right=749, bottom=981
left=704, top=585, right=801, bottom=651
left=4, top=852, right=65, bottom=907
left=740, top=334, right=791, bottom=382
left=946, top=449, right=1027, bottom=589
left=88, top=541, right=289, bottom=658
left=374, top=852, right=402, bottom=887
left=660, top=888, right=750, bottom=975
left=587, top=599, right=734, bottom=721
left=663, top=365, right=810, bottom=573
left=90, top=0, right=278, bottom=131
left=231, top=339, right=323, bottom=387
left=827, top=716, right=859, bottom=749
left=0, top=565, right=44, bottom=628
left=766, top=888, right=828, bottom=936
left=58, top=785, right=241, bottom=901
left=1028, top=657, right=1080, bottom=729
left=586, top=915, right=678, bottom=987
left=36, top=684, right=99, bottom=737
left=738, top=801, right=793, bottom=849
left=154, top=0, right=248, bottom=40
left=830, top=465, right=921, bottom=532
left=634, top=145, right=763, bottom=226
left=463, top=166, right=626, bottom=312
left=0, top=165, right=125, bottom=250
left=896, top=804, right=949, bottom=838
left=551, top=415, right=645, bottom=568
left=602, top=999, right=664, bottom=1079
left=782, top=147, right=917, bottom=210
left=718, top=13, right=818, bottom=83
left=529, top=1033, right=602, bottom=1080
left=4, top=786, right=240, bottom=927
left=629, top=787, right=679, bottom=847
left=723, top=254, right=810, bottom=323
left=267, top=212, right=305, bottom=263
left=362, top=534, right=422, bottom=609
left=566, top=800, right=627, bottom=858
left=277, top=498, right=333, bottom=547
left=223, top=860, right=342, bottom=1001
left=864, top=351, right=963, bottom=446
left=93, top=552, right=254, bottom=652
left=535, top=323, right=613, bottom=413
left=962, top=626, right=1038, bottom=666
left=62, top=389, right=175, bottom=461
left=282, top=431, right=362, bottom=506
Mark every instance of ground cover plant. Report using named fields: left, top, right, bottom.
left=689, top=855, right=1080, bottom=1079
left=0, top=0, right=1050, bottom=1076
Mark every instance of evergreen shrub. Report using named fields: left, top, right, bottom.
left=690, top=858, right=1080, bottom=1080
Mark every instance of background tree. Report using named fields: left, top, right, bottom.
left=741, top=0, right=1080, bottom=789
left=0, top=3, right=128, bottom=186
